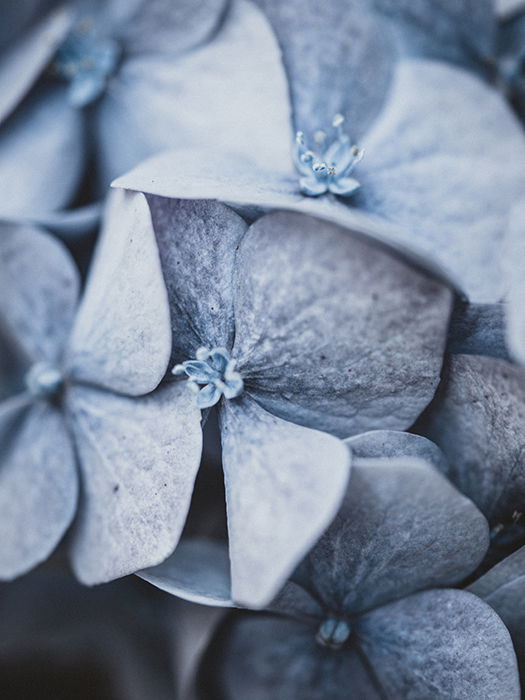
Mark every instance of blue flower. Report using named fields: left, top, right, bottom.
left=293, top=115, right=364, bottom=197
left=194, top=431, right=520, bottom=699
left=173, top=347, right=244, bottom=409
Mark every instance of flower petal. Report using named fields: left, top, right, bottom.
left=200, top=613, right=381, bottom=700
left=358, top=589, right=520, bottom=699
left=359, top=59, right=525, bottom=304
left=370, top=0, right=495, bottom=65
left=139, top=537, right=233, bottom=607
left=220, top=395, right=350, bottom=608
left=0, top=396, right=78, bottom=579
left=96, top=0, right=292, bottom=187
left=232, top=210, right=452, bottom=437
left=0, top=6, right=72, bottom=124
left=67, top=381, right=202, bottom=584
left=292, top=451, right=488, bottom=614
left=0, top=85, right=85, bottom=219
left=145, top=196, right=248, bottom=362
left=0, top=221, right=79, bottom=365
left=469, top=546, right=525, bottom=681
left=66, top=189, right=172, bottom=396
left=417, top=354, right=525, bottom=527
left=253, top=0, right=395, bottom=138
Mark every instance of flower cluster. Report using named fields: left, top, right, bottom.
left=1, top=0, right=525, bottom=698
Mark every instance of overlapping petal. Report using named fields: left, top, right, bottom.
left=67, top=381, right=202, bottom=584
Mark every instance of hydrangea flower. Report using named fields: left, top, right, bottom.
left=415, top=353, right=525, bottom=569
left=102, top=189, right=454, bottom=607
left=0, top=193, right=204, bottom=584
left=0, top=0, right=290, bottom=228
left=194, top=431, right=520, bottom=699
left=117, top=0, right=525, bottom=363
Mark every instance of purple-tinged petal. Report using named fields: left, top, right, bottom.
left=232, top=210, right=452, bottom=437
left=293, top=454, right=488, bottom=614
left=67, top=381, right=202, bottom=584
left=504, top=198, right=525, bottom=363
left=145, top=197, right=248, bottom=362
left=220, top=396, right=350, bottom=608
left=358, top=588, right=520, bottom=699
left=66, top=189, right=172, bottom=396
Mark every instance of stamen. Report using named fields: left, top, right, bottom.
left=25, top=362, right=64, bottom=400
left=293, top=114, right=363, bottom=197
left=172, top=347, right=243, bottom=409
left=316, top=618, right=351, bottom=650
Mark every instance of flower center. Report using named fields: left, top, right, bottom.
left=172, top=347, right=244, bottom=409
left=25, top=362, right=64, bottom=400
left=294, top=114, right=364, bottom=198
left=51, top=17, right=121, bottom=107
left=316, top=618, right=352, bottom=650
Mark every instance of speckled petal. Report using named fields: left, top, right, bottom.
left=67, top=381, right=202, bottom=584
left=96, top=0, right=291, bottom=187
left=139, top=537, right=233, bottom=607
left=358, top=59, right=525, bottom=304
left=417, top=354, right=525, bottom=526
left=469, top=546, right=525, bottom=681
left=145, top=196, right=247, bottom=362
left=0, top=85, right=85, bottom=219
left=292, top=454, right=488, bottom=614
left=66, top=189, right=172, bottom=396
left=358, top=589, right=520, bottom=699
left=253, top=0, right=395, bottom=139
left=0, top=396, right=78, bottom=579
left=232, top=210, right=452, bottom=437
left=200, top=613, right=382, bottom=700
left=220, top=396, right=350, bottom=608
left=0, top=6, right=72, bottom=124
left=0, top=221, right=79, bottom=365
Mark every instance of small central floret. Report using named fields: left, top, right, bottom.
left=172, top=347, right=244, bottom=409
left=25, top=362, right=64, bottom=399
left=294, top=114, right=364, bottom=197
left=316, top=617, right=352, bottom=650
left=51, top=17, right=121, bottom=107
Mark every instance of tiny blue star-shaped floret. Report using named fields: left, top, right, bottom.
left=294, top=114, right=364, bottom=197
left=172, top=347, right=244, bottom=409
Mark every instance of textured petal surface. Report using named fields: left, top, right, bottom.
left=369, top=0, right=495, bottom=65
left=0, top=396, right=78, bottom=579
left=0, top=85, right=85, bottom=218
left=292, top=455, right=488, bottom=614
left=139, top=537, right=233, bottom=607
left=202, top=613, right=382, bottom=700
left=0, top=6, right=71, bottom=124
left=220, top=396, right=350, bottom=608
left=232, top=211, right=452, bottom=437
left=358, top=589, right=520, bottom=699
left=0, top=221, right=79, bottom=365
left=254, top=0, right=395, bottom=138
left=358, top=59, right=525, bottom=304
left=146, top=196, right=248, bottom=362
left=96, top=0, right=291, bottom=187
left=418, top=354, right=525, bottom=526
left=66, top=189, right=172, bottom=396
left=469, top=546, right=525, bottom=681
left=68, top=381, right=202, bottom=584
